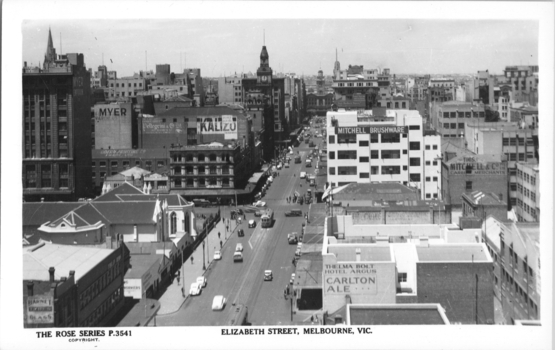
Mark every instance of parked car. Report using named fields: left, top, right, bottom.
left=285, top=163, right=290, bottom=168
left=248, top=219, right=256, bottom=228
left=254, top=211, right=263, bottom=217
left=189, top=282, right=202, bottom=296
left=238, top=228, right=245, bottom=237
left=253, top=201, right=266, bottom=207
left=288, top=232, right=298, bottom=244
left=212, top=295, right=226, bottom=311
left=236, top=243, right=243, bottom=252
left=214, top=250, right=222, bottom=260
left=290, top=273, right=296, bottom=284
left=264, top=270, right=273, bottom=281
left=285, top=209, right=302, bottom=217
left=196, top=276, right=207, bottom=288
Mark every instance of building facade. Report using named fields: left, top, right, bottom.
left=326, top=109, right=441, bottom=200
left=22, top=29, right=92, bottom=201
left=105, top=77, right=147, bottom=100
left=515, top=162, right=539, bottom=222
left=431, top=101, right=485, bottom=139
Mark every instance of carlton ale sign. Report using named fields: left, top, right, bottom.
left=336, top=126, right=407, bottom=135
left=323, top=263, right=377, bottom=295
left=448, top=157, right=507, bottom=176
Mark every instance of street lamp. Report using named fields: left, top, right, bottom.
left=202, top=240, right=206, bottom=270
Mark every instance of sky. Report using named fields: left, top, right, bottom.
left=22, top=19, right=539, bottom=78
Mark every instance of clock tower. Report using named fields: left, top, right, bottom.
left=256, top=46, right=272, bottom=86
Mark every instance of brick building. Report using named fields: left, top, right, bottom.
left=23, top=242, right=129, bottom=328
left=22, top=28, right=92, bottom=201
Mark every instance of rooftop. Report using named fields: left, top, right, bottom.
left=416, top=245, right=489, bottom=262
left=332, top=183, right=419, bottom=202
left=23, top=243, right=115, bottom=282
left=156, top=106, right=244, bottom=118
left=327, top=245, right=393, bottom=262
left=463, top=191, right=506, bottom=206
left=125, top=254, right=162, bottom=279
left=348, top=304, right=449, bottom=325
left=23, top=202, right=84, bottom=227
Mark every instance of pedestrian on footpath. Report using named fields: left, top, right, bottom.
left=181, top=287, right=185, bottom=297
left=218, top=231, right=221, bottom=239
left=220, top=240, right=223, bottom=249
left=176, top=270, right=181, bottom=284
left=191, top=256, right=194, bottom=264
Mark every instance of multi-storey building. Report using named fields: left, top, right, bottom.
left=331, top=62, right=388, bottom=110
left=430, top=101, right=485, bottom=139
left=22, top=29, right=92, bottom=201
left=508, top=103, right=538, bottom=128
left=306, top=69, right=334, bottom=116
left=23, top=242, right=128, bottom=328
left=105, top=77, right=147, bottom=100
left=428, top=78, right=455, bottom=103
left=326, top=109, right=441, bottom=200
left=467, top=70, right=495, bottom=105
left=515, top=161, right=539, bottom=222
left=464, top=122, right=537, bottom=208
left=499, top=65, right=539, bottom=106
left=482, top=217, right=540, bottom=324
left=216, top=74, right=244, bottom=104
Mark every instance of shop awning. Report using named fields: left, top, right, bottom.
left=248, top=172, right=264, bottom=184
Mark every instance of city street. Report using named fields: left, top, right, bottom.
left=156, top=132, right=324, bottom=326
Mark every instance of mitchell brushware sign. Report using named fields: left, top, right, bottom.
left=323, top=263, right=378, bottom=295
left=336, top=126, right=407, bottom=134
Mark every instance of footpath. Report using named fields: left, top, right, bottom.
left=157, top=214, right=237, bottom=316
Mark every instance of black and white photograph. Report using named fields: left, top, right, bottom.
left=1, top=1, right=553, bottom=349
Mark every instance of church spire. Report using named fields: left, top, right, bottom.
left=43, top=27, right=57, bottom=69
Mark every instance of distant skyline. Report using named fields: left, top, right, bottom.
left=22, top=19, right=538, bottom=78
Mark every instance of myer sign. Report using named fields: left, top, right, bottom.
left=336, top=126, right=407, bottom=134
left=94, top=105, right=129, bottom=121
left=323, top=263, right=377, bottom=295
left=197, top=115, right=237, bottom=140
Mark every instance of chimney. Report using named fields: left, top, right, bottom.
left=48, top=267, right=55, bottom=283
left=24, top=61, right=27, bottom=67
left=69, top=270, right=75, bottom=279
left=27, top=282, right=34, bottom=296
left=355, top=248, right=361, bottom=262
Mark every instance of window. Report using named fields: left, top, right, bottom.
left=433, top=145, right=438, bottom=150
left=371, top=150, right=379, bottom=159
left=426, top=176, right=431, bottom=182
left=381, top=166, right=401, bottom=175
left=359, top=140, right=369, bottom=147
left=409, top=142, right=420, bottom=150
left=381, top=133, right=400, bottom=143
left=360, top=173, right=369, bottom=179
left=403, top=165, right=408, bottom=171
left=450, top=123, right=456, bottom=129
left=381, top=150, right=401, bottom=159
left=122, top=160, right=130, bottom=168
left=99, top=161, right=106, bottom=168
left=338, top=134, right=357, bottom=144
left=458, top=123, right=465, bottom=129
left=426, top=193, right=431, bottom=198
left=398, top=273, right=407, bottom=283
left=425, top=161, right=431, bottom=166
left=338, top=151, right=357, bottom=159
left=371, top=166, right=379, bottom=175
left=359, top=157, right=369, bottom=163
left=111, top=161, right=118, bottom=168
left=371, top=134, right=379, bottom=143
left=409, top=157, right=421, bottom=166
left=433, top=176, right=438, bottom=182
left=444, top=123, right=450, bottom=129
left=409, top=125, right=420, bottom=130
left=425, top=145, right=430, bottom=150
left=402, top=150, right=408, bottom=155
left=338, top=166, right=357, bottom=175
left=410, top=173, right=421, bottom=182
left=466, top=181, right=473, bottom=190
left=328, top=151, right=335, bottom=160
left=329, top=167, right=336, bottom=175
left=328, top=135, right=335, bottom=144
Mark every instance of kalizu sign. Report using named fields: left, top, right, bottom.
left=196, top=115, right=237, bottom=140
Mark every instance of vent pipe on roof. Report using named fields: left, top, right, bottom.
left=49, top=267, right=55, bottom=283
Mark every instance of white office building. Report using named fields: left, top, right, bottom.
left=326, top=109, right=442, bottom=200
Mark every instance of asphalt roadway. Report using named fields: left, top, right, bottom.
left=156, top=131, right=325, bottom=327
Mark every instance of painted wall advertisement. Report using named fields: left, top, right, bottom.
left=323, top=263, right=377, bottom=295
left=448, top=156, right=506, bottom=175
left=26, top=295, right=54, bottom=324
left=124, top=279, right=142, bottom=299
left=142, top=120, right=184, bottom=134
left=94, top=104, right=130, bottom=121
left=196, top=115, right=238, bottom=140
left=336, top=126, right=407, bottom=134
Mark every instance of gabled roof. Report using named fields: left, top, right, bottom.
left=119, top=166, right=151, bottom=178
left=43, top=202, right=107, bottom=229
left=23, top=202, right=84, bottom=226
left=93, top=182, right=145, bottom=202
left=91, top=202, right=157, bottom=225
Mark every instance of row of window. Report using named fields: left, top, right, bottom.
left=94, top=160, right=165, bottom=168
left=516, top=198, right=537, bottom=218
left=517, top=169, right=536, bottom=185
left=171, top=154, right=232, bottom=163
left=79, top=256, right=122, bottom=311
left=109, top=82, right=143, bottom=88
left=172, top=165, right=231, bottom=175
left=505, top=153, right=535, bottom=162
left=502, top=137, right=534, bottom=146
left=441, top=111, right=485, bottom=119
left=80, top=287, right=123, bottom=327
left=500, top=268, right=538, bottom=315
left=329, top=166, right=422, bottom=181
left=173, top=178, right=231, bottom=187
left=443, top=123, right=466, bottom=129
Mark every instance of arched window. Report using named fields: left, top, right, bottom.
left=198, top=166, right=205, bottom=174
left=186, top=154, right=194, bottom=162
left=209, top=154, right=217, bottom=162
left=174, top=166, right=181, bottom=175
left=222, top=165, right=230, bottom=175
left=209, top=166, right=217, bottom=175
left=170, top=212, right=177, bottom=234
left=198, top=154, right=205, bottom=162
left=186, top=166, right=194, bottom=175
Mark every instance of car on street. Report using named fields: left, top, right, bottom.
left=285, top=209, right=302, bottom=217
left=277, top=163, right=282, bottom=170
left=189, top=282, right=202, bottom=296
left=290, top=273, right=296, bottom=284
left=236, top=243, right=243, bottom=252
left=254, top=210, right=263, bottom=217
left=253, top=201, right=266, bottom=207
left=237, top=228, right=245, bottom=237
left=196, top=276, right=207, bottom=288
left=288, top=232, right=298, bottom=244
left=233, top=251, right=243, bottom=262
left=300, top=172, right=306, bottom=179
left=284, top=163, right=290, bottom=168
left=248, top=219, right=256, bottom=228
left=212, top=295, right=227, bottom=311
left=295, top=248, right=301, bottom=257
left=214, top=250, right=222, bottom=260
left=264, top=270, right=273, bottom=281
